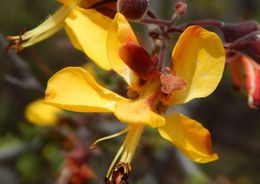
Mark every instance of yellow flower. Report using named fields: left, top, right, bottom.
left=7, top=0, right=116, bottom=70
left=25, top=99, right=62, bottom=126
left=44, top=13, right=225, bottom=180
left=25, top=63, right=98, bottom=126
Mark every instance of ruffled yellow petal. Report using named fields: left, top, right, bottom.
left=25, top=99, right=61, bottom=126
left=158, top=113, right=218, bottom=163
left=65, top=8, right=112, bottom=70
left=107, top=13, right=139, bottom=89
left=170, top=26, right=225, bottom=104
left=44, top=67, right=125, bottom=112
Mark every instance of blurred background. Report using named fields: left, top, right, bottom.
left=0, top=0, right=260, bottom=183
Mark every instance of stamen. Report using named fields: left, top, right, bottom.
left=7, top=5, right=74, bottom=52
left=106, top=125, right=144, bottom=182
left=106, top=139, right=127, bottom=178
left=120, top=125, right=144, bottom=163
left=90, top=127, right=130, bottom=149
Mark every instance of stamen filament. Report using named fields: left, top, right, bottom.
left=91, top=127, right=130, bottom=148
left=106, top=125, right=144, bottom=181
left=120, top=125, right=144, bottom=163
left=106, top=138, right=127, bottom=178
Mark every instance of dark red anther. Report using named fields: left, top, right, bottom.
left=117, top=0, right=149, bottom=20
left=220, top=20, right=259, bottom=42
left=119, top=42, right=159, bottom=80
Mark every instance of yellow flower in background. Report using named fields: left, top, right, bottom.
left=44, top=13, right=225, bottom=180
left=25, top=99, right=62, bottom=126
left=25, top=62, right=98, bottom=126
left=7, top=0, right=116, bottom=70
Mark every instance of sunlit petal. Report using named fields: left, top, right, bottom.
left=170, top=26, right=225, bottom=104
left=65, top=8, right=112, bottom=70
left=44, top=67, right=125, bottom=112
left=107, top=13, right=139, bottom=89
left=158, top=113, right=218, bottom=163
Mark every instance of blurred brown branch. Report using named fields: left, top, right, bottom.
left=0, top=32, right=44, bottom=93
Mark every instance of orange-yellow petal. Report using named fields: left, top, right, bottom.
left=170, top=25, right=225, bottom=104
left=158, top=113, right=218, bottom=163
left=65, top=8, right=112, bottom=70
left=107, top=13, right=139, bottom=89
left=25, top=99, right=61, bottom=126
left=44, top=67, right=125, bottom=112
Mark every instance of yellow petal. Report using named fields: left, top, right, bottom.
left=25, top=99, right=61, bottom=126
left=65, top=8, right=112, bottom=70
left=114, top=99, right=165, bottom=127
left=171, top=25, right=225, bottom=104
left=107, top=13, right=139, bottom=89
left=44, top=67, right=125, bottom=112
left=158, top=113, right=218, bottom=163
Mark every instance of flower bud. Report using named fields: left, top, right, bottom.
left=244, top=59, right=260, bottom=109
left=220, top=20, right=259, bottom=42
left=117, top=0, right=149, bottom=20
left=174, top=1, right=187, bottom=15
left=228, top=31, right=260, bottom=64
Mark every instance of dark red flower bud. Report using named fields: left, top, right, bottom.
left=174, top=1, right=187, bottom=15
left=220, top=20, right=259, bottom=42
left=240, top=56, right=260, bottom=108
left=117, top=0, right=149, bottom=20
left=119, top=42, right=159, bottom=80
left=228, top=31, right=260, bottom=64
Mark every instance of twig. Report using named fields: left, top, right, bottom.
left=0, top=32, right=44, bottom=93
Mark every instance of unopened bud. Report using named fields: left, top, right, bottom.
left=117, top=0, right=149, bottom=20
left=174, top=1, right=187, bottom=15
left=228, top=31, right=260, bottom=64
left=238, top=56, right=260, bottom=108
left=220, top=20, right=259, bottom=42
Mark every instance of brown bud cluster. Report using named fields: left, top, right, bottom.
left=117, top=0, right=149, bottom=20
left=228, top=31, right=260, bottom=64
left=220, top=20, right=259, bottom=42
